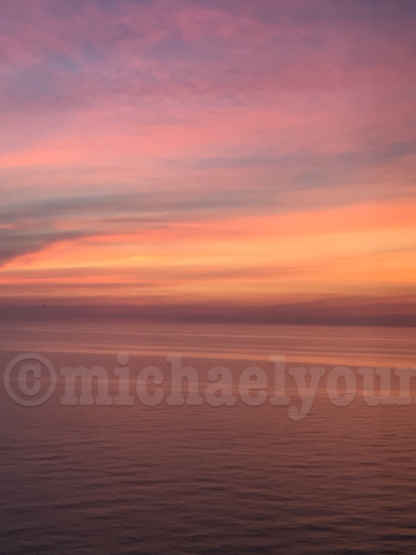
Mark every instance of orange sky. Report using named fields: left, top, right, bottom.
left=1, top=0, right=416, bottom=323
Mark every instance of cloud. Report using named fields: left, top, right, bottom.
left=2, top=295, right=416, bottom=327
left=1, top=0, right=415, bottom=112
left=0, top=229, right=91, bottom=267
left=0, top=0, right=415, bottom=316
left=195, top=142, right=416, bottom=170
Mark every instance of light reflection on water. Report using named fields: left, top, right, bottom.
left=1, top=321, right=416, bottom=554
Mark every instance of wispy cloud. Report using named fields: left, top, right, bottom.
left=0, top=0, right=415, bottom=319
left=0, top=229, right=91, bottom=267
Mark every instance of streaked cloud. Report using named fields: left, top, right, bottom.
left=0, top=0, right=415, bottom=321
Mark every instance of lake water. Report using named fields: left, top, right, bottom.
left=1, top=321, right=416, bottom=554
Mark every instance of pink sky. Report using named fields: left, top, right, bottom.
left=1, top=0, right=416, bottom=324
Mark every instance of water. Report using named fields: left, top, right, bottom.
left=1, top=321, right=416, bottom=554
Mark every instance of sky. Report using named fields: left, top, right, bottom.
left=1, top=0, right=416, bottom=324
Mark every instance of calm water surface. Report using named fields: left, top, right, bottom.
left=1, top=321, right=416, bottom=554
